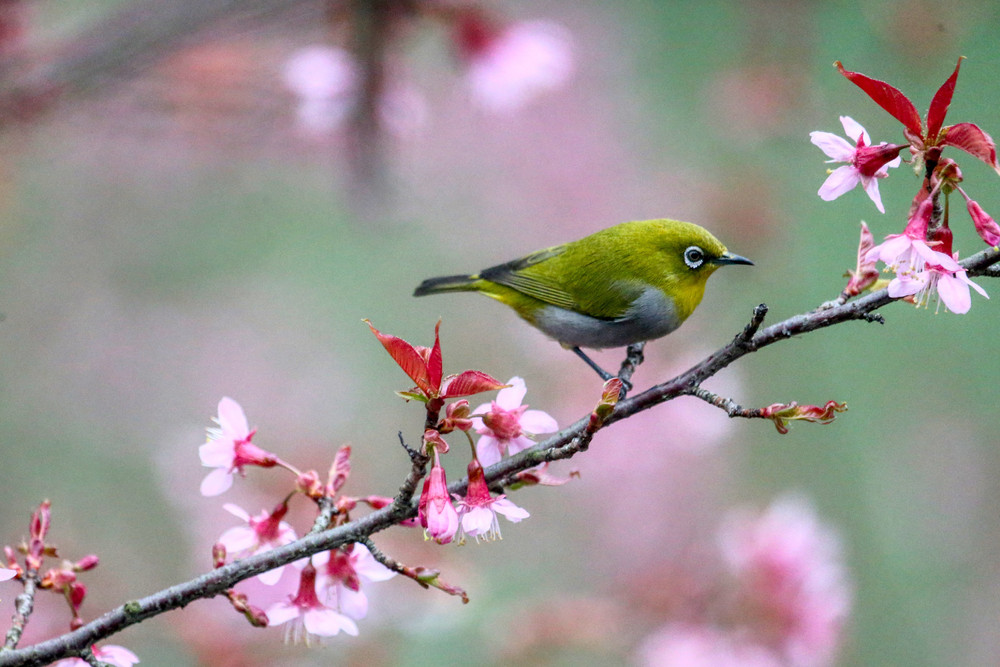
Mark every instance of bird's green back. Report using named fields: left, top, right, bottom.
left=472, top=219, right=730, bottom=323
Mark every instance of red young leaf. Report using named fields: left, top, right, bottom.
left=426, top=320, right=443, bottom=395
left=835, top=61, right=922, bottom=136
left=440, top=370, right=508, bottom=399
left=941, top=122, right=1000, bottom=173
left=926, top=57, right=964, bottom=142
left=364, top=320, right=433, bottom=396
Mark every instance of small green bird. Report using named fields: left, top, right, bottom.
left=414, top=219, right=752, bottom=382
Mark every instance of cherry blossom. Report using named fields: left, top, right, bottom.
left=453, top=457, right=529, bottom=542
left=313, top=543, right=395, bottom=620
left=471, top=376, right=558, bottom=466
left=810, top=116, right=903, bottom=213
left=266, top=562, right=358, bottom=643
left=217, top=502, right=297, bottom=585
left=198, top=397, right=279, bottom=496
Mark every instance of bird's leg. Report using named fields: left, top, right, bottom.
left=571, top=346, right=633, bottom=393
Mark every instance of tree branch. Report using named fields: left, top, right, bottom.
left=4, top=246, right=1000, bottom=666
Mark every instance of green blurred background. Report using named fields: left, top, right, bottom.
left=2, top=0, right=1000, bottom=664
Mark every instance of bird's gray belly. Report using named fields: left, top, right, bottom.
left=531, top=287, right=681, bottom=349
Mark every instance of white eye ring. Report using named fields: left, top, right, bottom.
left=683, top=246, right=705, bottom=269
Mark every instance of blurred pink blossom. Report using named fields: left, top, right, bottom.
left=636, top=623, right=781, bottom=667
left=718, top=495, right=850, bottom=667
left=458, top=19, right=574, bottom=113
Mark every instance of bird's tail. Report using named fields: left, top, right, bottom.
left=413, top=274, right=479, bottom=297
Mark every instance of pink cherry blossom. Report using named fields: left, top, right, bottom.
left=218, top=502, right=297, bottom=585
left=885, top=246, right=988, bottom=314
left=0, top=568, right=16, bottom=582
left=53, top=645, right=140, bottom=667
left=454, top=458, right=529, bottom=542
left=471, top=376, right=558, bottom=466
left=313, top=543, right=395, bottom=620
left=458, top=18, right=574, bottom=113
left=868, top=208, right=989, bottom=314
left=417, top=449, right=459, bottom=544
left=198, top=397, right=278, bottom=496
left=810, top=116, right=903, bottom=213
left=266, top=561, right=358, bottom=642
left=718, top=496, right=850, bottom=667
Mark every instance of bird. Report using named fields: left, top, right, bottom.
left=414, top=219, right=752, bottom=384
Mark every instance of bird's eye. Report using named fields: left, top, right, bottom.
left=683, top=246, right=705, bottom=269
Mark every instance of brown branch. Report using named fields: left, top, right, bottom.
left=4, top=246, right=1000, bottom=666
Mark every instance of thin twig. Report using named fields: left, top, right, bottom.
left=3, top=571, right=38, bottom=650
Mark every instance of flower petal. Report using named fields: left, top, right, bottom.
left=217, top=397, right=249, bottom=439
left=495, top=377, right=528, bottom=410
left=199, top=440, right=235, bottom=467
left=353, top=545, right=396, bottom=582
left=809, top=132, right=855, bottom=161
left=200, top=468, right=234, bottom=497
left=303, top=607, right=359, bottom=637
left=218, top=525, right=256, bottom=552
left=264, top=602, right=299, bottom=627
left=492, top=498, right=530, bottom=522
left=519, top=409, right=559, bottom=435
left=888, top=275, right=923, bottom=298
left=839, top=116, right=870, bottom=145
left=337, top=584, right=370, bottom=620
left=818, top=166, right=861, bottom=201
left=257, top=565, right=285, bottom=586
left=506, top=435, right=537, bottom=457
left=861, top=176, right=886, bottom=213
left=936, top=274, right=971, bottom=313
left=476, top=436, right=503, bottom=466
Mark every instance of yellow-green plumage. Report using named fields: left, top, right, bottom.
left=414, top=219, right=751, bottom=352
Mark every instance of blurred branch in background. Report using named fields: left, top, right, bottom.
left=0, top=0, right=574, bottom=199
left=0, top=0, right=308, bottom=122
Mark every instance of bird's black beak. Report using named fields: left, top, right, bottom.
left=711, top=251, right=754, bottom=266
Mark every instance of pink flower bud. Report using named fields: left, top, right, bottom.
left=212, top=543, right=227, bottom=568
left=417, top=450, right=459, bottom=544
left=967, top=198, right=1000, bottom=247
left=74, top=554, right=100, bottom=572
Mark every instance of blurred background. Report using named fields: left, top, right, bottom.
left=1, top=0, right=999, bottom=665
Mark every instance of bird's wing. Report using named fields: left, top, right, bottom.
left=478, top=246, right=582, bottom=312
